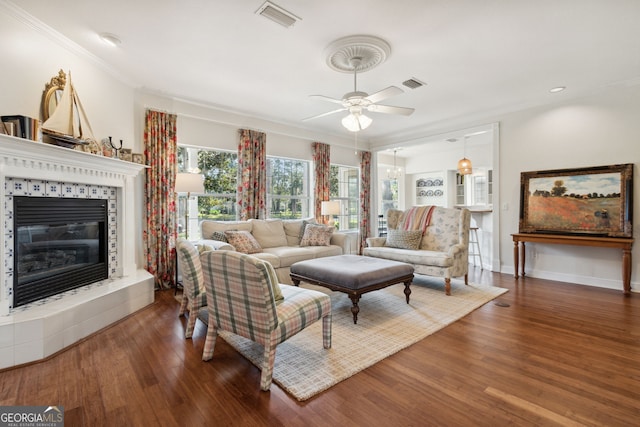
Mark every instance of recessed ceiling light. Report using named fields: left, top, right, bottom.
left=549, top=86, right=566, bottom=93
left=99, top=33, right=122, bottom=47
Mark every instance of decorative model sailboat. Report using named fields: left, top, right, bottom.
left=41, top=71, right=96, bottom=148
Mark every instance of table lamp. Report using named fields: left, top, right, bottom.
left=175, top=172, right=204, bottom=239
left=321, top=200, right=340, bottom=227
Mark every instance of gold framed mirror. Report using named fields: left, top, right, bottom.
left=41, top=69, right=66, bottom=122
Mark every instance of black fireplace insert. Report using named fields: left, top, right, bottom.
left=13, top=196, right=108, bottom=307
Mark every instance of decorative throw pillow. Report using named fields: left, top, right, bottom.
left=300, top=224, right=334, bottom=247
left=210, top=231, right=228, bottom=243
left=384, top=229, right=423, bottom=250
left=224, top=230, right=262, bottom=254
left=298, top=219, right=317, bottom=244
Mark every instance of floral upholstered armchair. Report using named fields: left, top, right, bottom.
left=364, top=206, right=471, bottom=295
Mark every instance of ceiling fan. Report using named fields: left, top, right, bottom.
left=303, top=56, right=415, bottom=132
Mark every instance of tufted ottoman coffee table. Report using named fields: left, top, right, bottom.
left=290, top=255, right=414, bottom=324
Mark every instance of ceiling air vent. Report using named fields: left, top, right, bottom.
left=402, top=78, right=426, bottom=89
left=256, top=1, right=301, bottom=28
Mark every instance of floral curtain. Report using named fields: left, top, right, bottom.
left=143, top=109, right=178, bottom=289
left=358, top=150, right=371, bottom=254
left=312, top=142, right=331, bottom=221
left=237, top=129, right=267, bottom=220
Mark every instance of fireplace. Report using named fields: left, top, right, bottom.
left=1, top=134, right=155, bottom=370
left=13, top=197, right=108, bottom=307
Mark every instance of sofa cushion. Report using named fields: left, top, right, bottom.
left=249, top=219, right=288, bottom=248
left=261, top=246, right=316, bottom=268
left=249, top=251, right=281, bottom=268
left=385, top=229, right=423, bottom=250
left=202, top=220, right=252, bottom=239
left=300, top=224, right=334, bottom=246
left=283, top=219, right=303, bottom=246
left=363, top=247, right=453, bottom=267
left=224, top=230, right=262, bottom=254
left=301, top=244, right=343, bottom=259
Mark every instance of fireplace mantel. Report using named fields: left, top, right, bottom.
left=0, top=134, right=144, bottom=183
left=0, top=134, right=155, bottom=369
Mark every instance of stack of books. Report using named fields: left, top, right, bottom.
left=1, top=115, right=40, bottom=141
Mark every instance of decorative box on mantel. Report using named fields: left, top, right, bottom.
left=0, top=134, right=154, bottom=369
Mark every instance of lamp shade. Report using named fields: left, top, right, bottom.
left=321, top=200, right=340, bottom=216
left=175, top=173, right=204, bottom=194
left=341, top=113, right=372, bottom=132
left=457, top=158, right=473, bottom=175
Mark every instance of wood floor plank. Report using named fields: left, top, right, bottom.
left=0, top=268, right=638, bottom=426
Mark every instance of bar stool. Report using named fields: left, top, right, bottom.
left=469, top=226, right=483, bottom=270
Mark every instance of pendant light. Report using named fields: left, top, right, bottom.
left=387, top=148, right=402, bottom=179
left=457, top=136, right=472, bottom=175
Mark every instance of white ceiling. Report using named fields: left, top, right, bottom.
left=10, top=0, right=640, bottom=152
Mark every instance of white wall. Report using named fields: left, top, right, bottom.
left=0, top=10, right=135, bottom=147
left=498, top=85, right=640, bottom=291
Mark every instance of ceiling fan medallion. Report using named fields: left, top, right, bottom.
left=304, top=35, right=415, bottom=132
left=324, top=35, right=391, bottom=73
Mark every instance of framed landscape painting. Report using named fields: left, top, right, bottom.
left=519, top=164, right=633, bottom=238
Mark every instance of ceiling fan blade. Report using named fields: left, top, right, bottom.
left=367, top=104, right=415, bottom=116
left=302, top=108, right=347, bottom=121
left=309, top=94, right=344, bottom=105
left=365, top=86, right=404, bottom=104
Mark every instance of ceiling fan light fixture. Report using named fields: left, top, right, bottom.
left=342, top=112, right=372, bottom=132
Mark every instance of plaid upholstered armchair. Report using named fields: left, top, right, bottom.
left=176, top=238, right=208, bottom=339
left=201, top=250, right=332, bottom=391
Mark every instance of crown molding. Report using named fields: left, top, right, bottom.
left=1, top=0, right=138, bottom=88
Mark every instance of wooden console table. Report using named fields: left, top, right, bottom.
left=512, top=233, right=634, bottom=295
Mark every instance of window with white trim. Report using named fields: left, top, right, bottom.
left=267, top=156, right=311, bottom=219
left=330, top=164, right=359, bottom=231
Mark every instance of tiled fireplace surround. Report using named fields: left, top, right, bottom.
left=0, top=135, right=154, bottom=369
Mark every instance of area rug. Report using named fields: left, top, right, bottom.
left=201, top=276, right=507, bottom=401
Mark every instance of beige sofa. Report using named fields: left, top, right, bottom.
left=199, top=218, right=348, bottom=284
left=363, top=206, right=471, bottom=295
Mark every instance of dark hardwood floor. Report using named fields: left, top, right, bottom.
left=1, top=267, right=638, bottom=426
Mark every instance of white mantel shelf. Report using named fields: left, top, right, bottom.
left=0, top=134, right=154, bottom=369
left=0, top=134, right=147, bottom=183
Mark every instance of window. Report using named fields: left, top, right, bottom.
left=267, top=157, right=311, bottom=219
left=178, top=146, right=238, bottom=238
left=380, top=178, right=399, bottom=215
left=177, top=149, right=313, bottom=229
left=330, top=165, right=359, bottom=231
